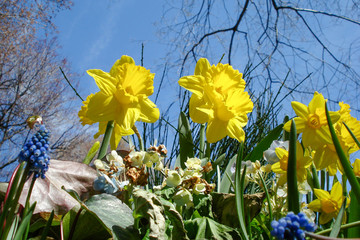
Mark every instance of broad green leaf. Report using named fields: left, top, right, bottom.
left=178, top=112, right=194, bottom=169
left=62, top=205, right=111, bottom=240
left=244, top=123, right=284, bottom=161
left=184, top=217, right=241, bottom=240
left=330, top=198, right=347, bottom=237
left=83, top=141, right=100, bottom=164
left=133, top=188, right=166, bottom=240
left=193, top=194, right=213, bottom=218
left=85, top=193, right=136, bottom=240
left=287, top=120, right=299, bottom=214
left=348, top=189, right=360, bottom=237
left=160, top=198, right=189, bottom=240
left=211, top=192, right=266, bottom=228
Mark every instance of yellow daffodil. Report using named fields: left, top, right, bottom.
left=335, top=102, right=360, bottom=152
left=271, top=142, right=312, bottom=185
left=78, top=55, right=160, bottom=149
left=353, top=159, right=360, bottom=177
left=308, top=181, right=349, bottom=224
left=178, top=58, right=253, bottom=143
left=313, top=102, right=360, bottom=175
left=284, top=92, right=340, bottom=148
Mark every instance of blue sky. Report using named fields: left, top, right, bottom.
left=54, top=0, right=175, bottom=112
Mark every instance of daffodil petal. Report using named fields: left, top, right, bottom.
left=314, top=188, right=331, bottom=200
left=138, top=98, right=160, bottom=123
left=189, top=95, right=211, bottom=123
left=115, top=106, right=140, bottom=130
left=330, top=181, right=343, bottom=204
left=178, top=75, right=205, bottom=97
left=110, top=55, right=135, bottom=76
left=308, top=92, right=325, bottom=113
left=87, top=92, right=117, bottom=122
left=195, top=58, right=210, bottom=76
left=226, top=116, right=246, bottom=142
left=291, top=101, right=309, bottom=119
left=284, top=117, right=306, bottom=132
left=206, top=118, right=227, bottom=143
left=329, top=111, right=340, bottom=124
left=110, top=123, right=134, bottom=150
left=319, top=212, right=335, bottom=225
left=271, top=162, right=286, bottom=174
left=94, top=122, right=106, bottom=139
left=87, top=69, right=117, bottom=95
left=308, top=199, right=321, bottom=212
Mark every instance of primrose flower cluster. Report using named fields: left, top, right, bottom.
left=19, top=125, right=51, bottom=179
left=162, top=158, right=215, bottom=207
left=93, top=145, right=167, bottom=194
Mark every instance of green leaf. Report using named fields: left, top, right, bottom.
left=40, top=210, right=54, bottom=240
left=13, top=202, right=36, bottom=240
left=178, top=112, right=194, bottom=169
left=133, top=188, right=166, bottom=240
left=160, top=198, right=189, bottom=240
left=330, top=198, right=347, bottom=237
left=193, top=194, right=213, bottom=218
left=62, top=205, right=111, bottom=240
left=85, top=193, right=136, bottom=240
left=184, top=217, right=241, bottom=240
left=343, top=122, right=360, bottom=149
left=244, top=123, right=284, bottom=161
left=219, top=154, right=237, bottom=193
left=348, top=189, right=360, bottom=237
left=287, top=120, right=299, bottom=214
left=83, top=141, right=100, bottom=164
left=325, top=103, right=360, bottom=203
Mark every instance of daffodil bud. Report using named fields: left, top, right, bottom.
left=166, top=170, right=182, bottom=187
left=173, top=189, right=193, bottom=206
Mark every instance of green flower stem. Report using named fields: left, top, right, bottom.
left=132, top=125, right=144, bottom=151
left=311, top=163, right=321, bottom=189
left=97, top=120, right=114, bottom=160
left=321, top=170, right=325, bottom=190
left=325, top=103, right=360, bottom=203
left=235, top=143, right=249, bottom=240
left=258, top=172, right=273, bottom=223
left=287, top=119, right=300, bottom=214
left=199, top=124, right=205, bottom=159
left=315, top=220, right=360, bottom=235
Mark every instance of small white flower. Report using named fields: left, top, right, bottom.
left=154, top=161, right=164, bottom=171
left=185, top=158, right=202, bottom=171
left=129, top=151, right=146, bottom=167
left=166, top=170, right=182, bottom=187
left=173, top=189, right=193, bottom=206
left=193, top=183, right=206, bottom=195
left=263, top=140, right=289, bottom=164
left=107, top=150, right=124, bottom=166
left=94, top=159, right=106, bottom=171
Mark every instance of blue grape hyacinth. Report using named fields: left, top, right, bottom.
left=19, top=125, right=50, bottom=179
left=271, top=212, right=317, bottom=240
